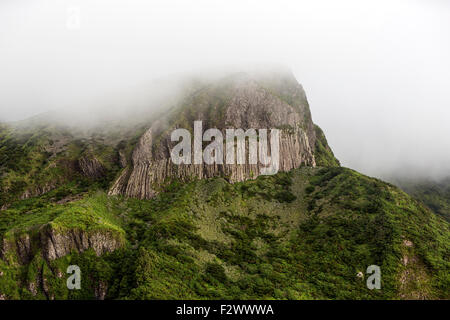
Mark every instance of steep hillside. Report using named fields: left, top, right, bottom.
left=109, top=71, right=328, bottom=199
left=0, top=71, right=448, bottom=300
left=0, top=168, right=448, bottom=299
left=0, top=71, right=338, bottom=207
left=394, top=178, right=450, bottom=222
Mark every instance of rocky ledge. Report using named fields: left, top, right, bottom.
left=1, top=224, right=124, bottom=265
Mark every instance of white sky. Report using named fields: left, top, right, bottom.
left=0, top=0, right=449, bottom=179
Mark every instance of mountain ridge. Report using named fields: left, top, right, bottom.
left=0, top=70, right=448, bottom=300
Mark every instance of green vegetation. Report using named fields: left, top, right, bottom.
left=0, top=73, right=448, bottom=300
left=395, top=178, right=450, bottom=222
left=0, top=122, right=127, bottom=209
left=1, top=167, right=448, bottom=300
left=314, top=125, right=340, bottom=167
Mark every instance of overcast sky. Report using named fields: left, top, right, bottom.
left=1, top=0, right=449, bottom=180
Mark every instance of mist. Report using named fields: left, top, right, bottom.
left=1, top=0, right=449, bottom=180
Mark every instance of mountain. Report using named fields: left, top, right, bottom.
left=0, top=70, right=448, bottom=300
left=109, top=71, right=339, bottom=199
left=393, top=177, right=450, bottom=222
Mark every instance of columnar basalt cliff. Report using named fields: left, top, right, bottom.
left=109, top=71, right=333, bottom=199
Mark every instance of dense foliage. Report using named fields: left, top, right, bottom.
left=313, top=125, right=340, bottom=167
left=395, top=178, right=450, bottom=222
left=1, top=167, right=448, bottom=300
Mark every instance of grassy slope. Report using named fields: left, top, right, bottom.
left=314, top=125, right=340, bottom=167
left=1, top=167, right=448, bottom=300
left=395, top=178, right=450, bottom=222
left=0, top=192, right=126, bottom=299
left=0, top=120, right=148, bottom=209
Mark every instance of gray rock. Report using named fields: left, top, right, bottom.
left=109, top=71, right=318, bottom=199
left=78, top=156, right=105, bottom=179
left=1, top=224, right=124, bottom=265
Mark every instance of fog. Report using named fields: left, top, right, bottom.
left=1, top=0, right=449, bottom=180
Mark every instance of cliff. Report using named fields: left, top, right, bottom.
left=109, top=71, right=338, bottom=199
left=0, top=194, right=125, bottom=266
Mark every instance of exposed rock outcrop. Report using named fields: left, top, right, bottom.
left=1, top=225, right=124, bottom=265
left=94, top=281, right=108, bottom=300
left=109, top=71, right=325, bottom=199
left=78, top=156, right=105, bottom=179
left=398, top=239, right=432, bottom=300
left=40, top=225, right=123, bottom=261
left=14, top=159, right=80, bottom=201
left=1, top=234, right=35, bottom=265
left=118, top=150, right=128, bottom=168
left=20, top=182, right=56, bottom=200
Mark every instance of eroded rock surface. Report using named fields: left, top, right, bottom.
left=109, top=71, right=320, bottom=199
left=78, top=156, right=105, bottom=179
left=1, top=225, right=123, bottom=264
left=40, top=225, right=122, bottom=261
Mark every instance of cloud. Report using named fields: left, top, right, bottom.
left=0, top=0, right=449, bottom=179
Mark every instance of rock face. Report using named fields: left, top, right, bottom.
left=78, top=156, right=105, bottom=179
left=1, top=234, right=34, bottom=264
left=0, top=225, right=123, bottom=264
left=109, top=71, right=323, bottom=199
left=20, top=182, right=56, bottom=200
left=40, top=225, right=122, bottom=261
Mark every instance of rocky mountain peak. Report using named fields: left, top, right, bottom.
left=109, top=71, right=337, bottom=199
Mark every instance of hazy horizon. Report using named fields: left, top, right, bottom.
left=1, top=0, right=449, bottom=181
